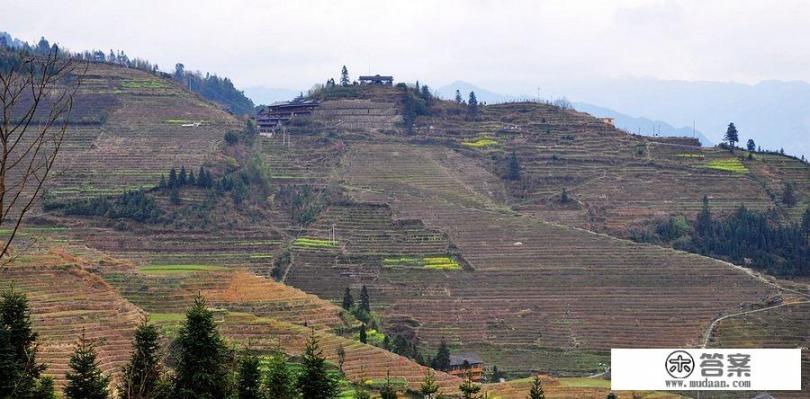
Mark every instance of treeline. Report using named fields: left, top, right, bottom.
left=639, top=197, right=810, bottom=276
left=0, top=290, right=347, bottom=399
left=398, top=81, right=435, bottom=133
left=0, top=33, right=254, bottom=115
left=0, top=290, right=560, bottom=399
left=172, top=63, right=254, bottom=115
left=676, top=198, right=810, bottom=276
left=44, top=189, right=164, bottom=224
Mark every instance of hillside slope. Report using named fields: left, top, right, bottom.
left=41, top=63, right=241, bottom=201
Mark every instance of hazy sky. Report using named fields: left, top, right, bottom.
left=3, top=0, right=810, bottom=94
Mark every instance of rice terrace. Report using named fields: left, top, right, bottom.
left=1, top=2, right=810, bottom=398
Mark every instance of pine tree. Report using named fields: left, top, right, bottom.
left=695, top=195, right=712, bottom=237
left=802, top=208, right=810, bottom=237
left=783, top=182, right=797, bottom=207
left=170, top=188, right=181, bottom=205
left=490, top=365, right=505, bottom=382
left=359, top=285, right=370, bottom=313
left=507, top=151, right=521, bottom=181
left=179, top=166, right=187, bottom=186
left=119, top=320, right=162, bottom=399
left=359, top=324, right=367, bottom=344
left=421, top=85, right=433, bottom=106
left=431, top=338, right=451, bottom=371
left=724, top=123, right=739, bottom=147
left=197, top=167, right=207, bottom=188
left=342, top=287, right=354, bottom=310
left=467, top=92, right=479, bottom=119
left=297, top=330, right=337, bottom=399
left=458, top=371, right=481, bottom=399
left=188, top=170, right=196, bottom=186
left=168, top=168, right=177, bottom=189
left=606, top=393, right=617, bottom=399
left=0, top=289, right=48, bottom=398
left=340, top=66, right=350, bottom=87
left=420, top=369, right=439, bottom=399
left=379, top=371, right=398, bottom=399
left=172, top=296, right=230, bottom=399
left=64, top=333, right=110, bottom=399
left=455, top=90, right=463, bottom=104
left=266, top=354, right=295, bottom=399
left=353, top=383, right=371, bottom=399
left=237, top=353, right=262, bottom=399
left=158, top=175, right=166, bottom=189
left=747, top=139, right=756, bottom=152
left=35, top=377, right=56, bottom=399
left=528, top=375, right=545, bottom=399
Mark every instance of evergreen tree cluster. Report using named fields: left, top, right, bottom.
left=50, top=189, right=164, bottom=224
left=172, top=64, right=255, bottom=115
left=674, top=197, right=810, bottom=276
left=159, top=166, right=214, bottom=191
left=399, top=82, right=434, bottom=133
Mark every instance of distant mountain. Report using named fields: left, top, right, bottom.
left=435, top=81, right=514, bottom=104
left=243, top=86, right=302, bottom=106
left=573, top=102, right=713, bottom=146
left=542, top=78, right=810, bottom=159
left=436, top=81, right=709, bottom=144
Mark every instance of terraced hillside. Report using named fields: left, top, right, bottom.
left=412, top=101, right=807, bottom=235
left=708, top=301, right=810, bottom=398
left=0, top=261, right=143, bottom=387
left=279, top=140, right=779, bottom=375
left=39, top=63, right=240, bottom=201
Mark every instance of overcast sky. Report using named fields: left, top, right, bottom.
left=3, top=0, right=810, bottom=94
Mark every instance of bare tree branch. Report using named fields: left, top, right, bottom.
left=0, top=45, right=85, bottom=260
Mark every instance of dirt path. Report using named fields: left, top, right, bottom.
left=701, top=300, right=810, bottom=348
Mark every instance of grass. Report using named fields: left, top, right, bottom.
left=676, top=152, right=705, bottom=159
left=558, top=377, right=611, bottom=388
left=163, top=119, right=206, bottom=125
left=383, top=255, right=461, bottom=270
left=121, top=80, right=170, bottom=89
left=138, top=264, right=230, bottom=274
left=461, top=138, right=499, bottom=148
left=704, top=158, right=748, bottom=174
left=293, top=237, right=337, bottom=249
left=147, top=312, right=185, bottom=323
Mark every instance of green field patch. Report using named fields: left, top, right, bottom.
left=383, top=255, right=460, bottom=270
left=558, top=377, right=611, bottom=388
left=248, top=253, right=274, bottom=259
left=292, top=237, right=337, bottom=249
left=703, top=158, right=748, bottom=173
left=138, top=264, right=230, bottom=274
left=163, top=119, right=207, bottom=125
left=676, top=152, right=705, bottom=159
left=121, top=80, right=170, bottom=89
left=148, top=312, right=186, bottom=323
left=461, top=138, right=499, bottom=148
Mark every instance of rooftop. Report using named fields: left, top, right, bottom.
left=449, top=352, right=484, bottom=367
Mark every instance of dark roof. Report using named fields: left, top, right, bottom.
left=449, top=352, right=483, bottom=366
left=358, top=75, right=393, bottom=80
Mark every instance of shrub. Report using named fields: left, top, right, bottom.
left=224, top=131, right=239, bottom=145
